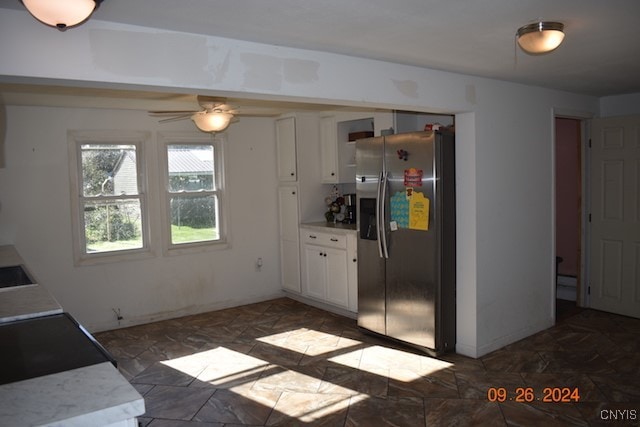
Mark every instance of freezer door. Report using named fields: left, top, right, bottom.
left=356, top=136, right=386, bottom=336
left=383, top=132, right=439, bottom=350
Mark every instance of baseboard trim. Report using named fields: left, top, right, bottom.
left=557, top=275, right=577, bottom=287
left=87, top=291, right=286, bottom=333
left=283, top=291, right=357, bottom=319
left=475, top=317, right=554, bottom=358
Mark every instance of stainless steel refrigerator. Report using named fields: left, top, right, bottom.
left=356, top=130, right=455, bottom=355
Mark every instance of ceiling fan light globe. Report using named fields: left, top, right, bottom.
left=22, top=0, right=98, bottom=29
left=191, top=111, right=233, bottom=132
left=517, top=22, right=565, bottom=54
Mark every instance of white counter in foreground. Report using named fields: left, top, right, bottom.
left=0, top=284, right=63, bottom=323
left=0, top=362, right=144, bottom=427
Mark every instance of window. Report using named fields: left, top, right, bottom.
left=68, top=131, right=150, bottom=264
left=160, top=133, right=226, bottom=251
left=68, top=131, right=225, bottom=264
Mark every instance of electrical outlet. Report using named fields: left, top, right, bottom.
left=112, top=308, right=123, bottom=321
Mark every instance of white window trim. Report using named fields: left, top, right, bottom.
left=157, top=132, right=230, bottom=256
left=68, top=130, right=154, bottom=266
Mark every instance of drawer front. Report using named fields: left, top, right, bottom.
left=301, top=231, right=346, bottom=249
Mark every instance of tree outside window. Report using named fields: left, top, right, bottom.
left=80, top=144, right=144, bottom=253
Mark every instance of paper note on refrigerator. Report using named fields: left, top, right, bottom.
left=390, top=189, right=430, bottom=231
left=409, top=191, right=430, bottom=231
left=390, top=191, right=409, bottom=228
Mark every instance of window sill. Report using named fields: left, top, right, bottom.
left=163, top=240, right=231, bottom=257
left=74, top=248, right=157, bottom=267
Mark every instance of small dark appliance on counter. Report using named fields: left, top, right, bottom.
left=344, top=193, right=356, bottom=224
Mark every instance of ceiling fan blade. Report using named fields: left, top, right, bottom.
left=149, top=110, right=198, bottom=116
left=158, top=114, right=193, bottom=123
left=234, top=112, right=282, bottom=117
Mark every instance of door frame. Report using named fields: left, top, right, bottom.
left=552, top=108, right=593, bottom=314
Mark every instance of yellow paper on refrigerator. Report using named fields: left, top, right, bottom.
left=409, top=191, right=430, bottom=231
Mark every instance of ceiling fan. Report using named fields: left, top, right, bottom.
left=148, top=95, right=279, bottom=133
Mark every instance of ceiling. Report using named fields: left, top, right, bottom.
left=1, top=0, right=639, bottom=107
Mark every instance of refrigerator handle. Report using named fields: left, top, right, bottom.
left=375, top=172, right=384, bottom=258
left=379, top=171, right=389, bottom=259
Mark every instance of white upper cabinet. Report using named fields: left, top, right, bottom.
left=319, top=116, right=338, bottom=183
left=276, top=116, right=297, bottom=181
left=320, top=113, right=383, bottom=184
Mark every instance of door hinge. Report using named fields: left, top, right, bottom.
left=588, top=286, right=591, bottom=295
left=588, top=138, right=592, bottom=148
left=588, top=213, right=592, bottom=222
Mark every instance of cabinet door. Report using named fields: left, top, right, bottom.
left=325, top=247, right=349, bottom=307
left=304, top=244, right=326, bottom=300
left=281, top=239, right=301, bottom=292
left=278, top=186, right=300, bottom=293
left=276, top=117, right=297, bottom=181
left=278, top=186, right=299, bottom=241
left=320, top=116, right=338, bottom=183
left=346, top=233, right=358, bottom=312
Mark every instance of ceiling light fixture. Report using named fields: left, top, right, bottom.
left=516, top=21, right=565, bottom=54
left=21, top=0, right=102, bottom=30
left=191, top=111, right=234, bottom=133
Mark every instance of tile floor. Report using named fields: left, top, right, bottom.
left=95, top=298, right=640, bottom=426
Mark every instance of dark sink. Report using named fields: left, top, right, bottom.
left=0, top=265, right=35, bottom=288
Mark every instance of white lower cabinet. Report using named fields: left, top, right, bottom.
left=281, top=239, right=301, bottom=293
left=325, top=248, right=349, bottom=306
left=304, top=244, right=328, bottom=300
left=346, top=233, right=358, bottom=312
left=300, top=227, right=356, bottom=311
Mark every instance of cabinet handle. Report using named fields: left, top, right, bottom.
left=324, top=253, right=327, bottom=257
left=330, top=238, right=338, bottom=242
left=331, top=172, right=335, bottom=176
left=290, top=172, right=295, bottom=176
left=353, top=258, right=357, bottom=262
left=292, top=191, right=296, bottom=195
left=309, top=235, right=317, bottom=239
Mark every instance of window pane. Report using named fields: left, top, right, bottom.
left=81, top=144, right=138, bottom=197
left=170, top=195, right=218, bottom=244
left=167, top=145, right=214, bottom=192
left=83, top=199, right=143, bottom=252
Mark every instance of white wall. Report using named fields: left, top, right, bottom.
left=600, top=92, right=640, bottom=117
left=0, top=105, right=282, bottom=331
left=0, top=10, right=601, bottom=356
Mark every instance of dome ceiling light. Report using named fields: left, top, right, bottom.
left=21, top=0, right=103, bottom=30
left=516, top=21, right=565, bottom=54
left=191, top=111, right=235, bottom=133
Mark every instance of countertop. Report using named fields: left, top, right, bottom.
left=0, top=284, right=63, bottom=323
left=0, top=245, right=23, bottom=268
left=300, top=221, right=357, bottom=235
left=0, top=362, right=144, bottom=427
left=0, top=245, right=145, bottom=426
left=0, top=245, right=63, bottom=323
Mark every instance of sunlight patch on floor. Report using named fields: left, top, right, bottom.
left=161, top=347, right=269, bottom=388
left=157, top=326, right=453, bottom=423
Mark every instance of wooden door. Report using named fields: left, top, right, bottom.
left=589, top=115, right=640, bottom=318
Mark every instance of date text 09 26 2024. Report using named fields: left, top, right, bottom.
left=487, top=387, right=580, bottom=403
